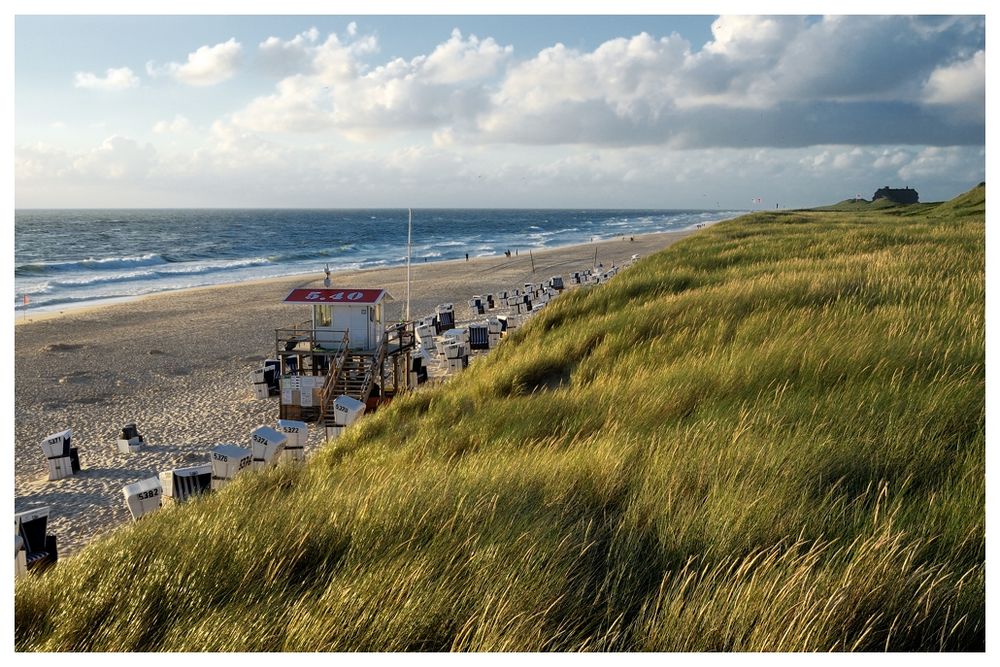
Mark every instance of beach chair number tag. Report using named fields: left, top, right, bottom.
left=137, top=488, right=159, bottom=501
left=214, top=452, right=252, bottom=470
left=252, top=434, right=268, bottom=446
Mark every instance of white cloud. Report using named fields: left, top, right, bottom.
left=225, top=18, right=983, bottom=148
left=258, top=28, right=320, bottom=75
left=232, top=76, right=333, bottom=133
left=329, top=29, right=509, bottom=135
left=872, top=148, right=910, bottom=170
left=256, top=28, right=377, bottom=83
left=897, top=146, right=985, bottom=182
left=480, top=32, right=687, bottom=141
left=15, top=128, right=985, bottom=209
left=418, top=28, right=512, bottom=85
left=478, top=16, right=983, bottom=147
left=15, top=142, right=72, bottom=180
left=923, top=50, right=985, bottom=114
left=73, top=67, right=140, bottom=91
left=312, top=32, right=378, bottom=82
left=680, top=16, right=804, bottom=106
left=153, top=115, right=193, bottom=134
left=234, top=28, right=508, bottom=135
left=148, top=38, right=242, bottom=86
left=193, top=121, right=285, bottom=169
left=71, top=136, right=156, bottom=180
left=704, top=15, right=802, bottom=58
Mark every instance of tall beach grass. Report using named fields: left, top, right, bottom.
left=15, top=185, right=985, bottom=651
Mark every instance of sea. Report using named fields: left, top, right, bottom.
left=14, top=208, right=742, bottom=313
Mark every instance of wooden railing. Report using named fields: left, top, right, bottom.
left=275, top=324, right=349, bottom=357
left=316, top=330, right=350, bottom=424
left=384, top=321, right=415, bottom=350
left=357, top=335, right=386, bottom=402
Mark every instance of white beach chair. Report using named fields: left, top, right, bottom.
left=210, top=444, right=252, bottom=491
left=250, top=425, right=287, bottom=470
left=122, top=477, right=162, bottom=521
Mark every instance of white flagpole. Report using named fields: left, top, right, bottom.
left=405, top=208, right=412, bottom=322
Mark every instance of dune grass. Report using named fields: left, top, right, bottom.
left=15, top=186, right=985, bottom=651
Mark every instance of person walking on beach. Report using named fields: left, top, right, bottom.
left=465, top=253, right=469, bottom=261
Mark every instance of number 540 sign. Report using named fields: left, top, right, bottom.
left=284, top=288, right=384, bottom=304
left=305, top=291, right=365, bottom=301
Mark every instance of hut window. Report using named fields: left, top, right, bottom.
left=315, top=304, right=332, bottom=327
left=369, top=306, right=375, bottom=322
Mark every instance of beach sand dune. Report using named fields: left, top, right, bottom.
left=15, top=231, right=692, bottom=555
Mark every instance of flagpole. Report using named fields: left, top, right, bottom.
left=405, top=208, right=412, bottom=322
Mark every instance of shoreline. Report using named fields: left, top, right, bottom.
left=14, top=224, right=725, bottom=324
left=14, top=228, right=700, bottom=556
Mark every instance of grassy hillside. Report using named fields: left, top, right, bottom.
left=811, top=197, right=905, bottom=211
left=811, top=198, right=941, bottom=215
left=928, top=183, right=985, bottom=219
left=15, top=187, right=985, bottom=651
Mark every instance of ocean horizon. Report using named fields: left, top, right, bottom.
left=14, top=208, right=742, bottom=313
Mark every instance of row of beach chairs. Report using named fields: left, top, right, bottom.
left=412, top=260, right=640, bottom=378
left=17, top=419, right=316, bottom=578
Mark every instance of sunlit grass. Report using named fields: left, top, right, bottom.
left=15, top=186, right=984, bottom=651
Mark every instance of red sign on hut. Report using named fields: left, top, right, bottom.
left=283, top=288, right=387, bottom=304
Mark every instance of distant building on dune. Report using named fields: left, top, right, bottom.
left=873, top=186, right=919, bottom=204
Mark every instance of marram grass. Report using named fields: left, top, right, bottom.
left=15, top=185, right=984, bottom=651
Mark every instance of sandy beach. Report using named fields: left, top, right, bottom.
left=14, top=230, right=694, bottom=556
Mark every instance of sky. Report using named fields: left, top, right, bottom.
left=12, top=10, right=987, bottom=209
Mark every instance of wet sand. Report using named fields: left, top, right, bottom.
left=14, top=230, right=695, bottom=556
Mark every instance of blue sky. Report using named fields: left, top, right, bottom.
left=13, top=13, right=986, bottom=208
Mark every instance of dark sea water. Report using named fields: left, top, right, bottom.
left=14, top=208, right=741, bottom=312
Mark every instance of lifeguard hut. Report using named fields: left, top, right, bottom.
left=275, top=287, right=414, bottom=426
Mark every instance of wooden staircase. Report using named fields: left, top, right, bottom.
left=319, top=345, right=385, bottom=427
left=313, top=324, right=414, bottom=428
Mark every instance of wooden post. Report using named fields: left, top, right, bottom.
left=406, top=208, right=412, bottom=322
left=529, top=250, right=535, bottom=273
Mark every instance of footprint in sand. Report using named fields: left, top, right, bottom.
left=42, top=343, right=86, bottom=352
left=58, top=371, right=91, bottom=385
left=71, top=396, right=105, bottom=405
